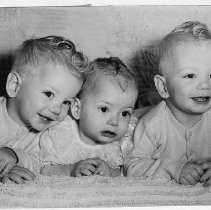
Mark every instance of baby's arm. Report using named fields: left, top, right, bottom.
left=124, top=119, right=187, bottom=182
left=124, top=119, right=163, bottom=178
left=0, top=147, right=18, bottom=177
left=40, top=164, right=75, bottom=176
left=3, top=133, right=42, bottom=175
left=41, top=157, right=100, bottom=177
left=12, top=142, right=40, bottom=175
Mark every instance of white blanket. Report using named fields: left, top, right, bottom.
left=0, top=175, right=211, bottom=208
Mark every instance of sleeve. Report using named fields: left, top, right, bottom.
left=123, top=118, right=186, bottom=182
left=39, top=129, right=61, bottom=167
left=13, top=148, right=40, bottom=174
left=120, top=115, right=138, bottom=158
left=11, top=134, right=41, bottom=174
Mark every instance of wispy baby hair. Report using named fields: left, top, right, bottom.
left=11, top=35, right=90, bottom=79
left=78, top=57, right=138, bottom=99
left=155, top=21, right=211, bottom=74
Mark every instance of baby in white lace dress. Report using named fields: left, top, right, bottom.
left=40, top=57, right=139, bottom=177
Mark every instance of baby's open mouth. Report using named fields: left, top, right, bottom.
left=101, top=130, right=117, bottom=138
left=192, top=97, right=210, bottom=103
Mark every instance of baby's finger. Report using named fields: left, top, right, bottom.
left=95, top=169, right=106, bottom=176
left=200, top=169, right=211, bottom=183
left=94, top=166, right=102, bottom=175
left=1, top=176, right=14, bottom=184
left=77, top=163, right=96, bottom=174
left=0, top=160, right=6, bottom=176
left=189, top=168, right=201, bottom=181
left=13, top=170, right=35, bottom=181
left=80, top=168, right=93, bottom=176
left=0, top=163, right=13, bottom=177
left=84, top=163, right=97, bottom=173
left=203, top=178, right=211, bottom=187
left=180, top=177, right=190, bottom=185
left=6, top=173, right=25, bottom=184
left=190, top=172, right=200, bottom=182
left=74, top=171, right=83, bottom=177
left=193, top=165, right=204, bottom=176
left=201, top=162, right=211, bottom=170
left=10, top=166, right=35, bottom=180
left=82, top=159, right=99, bottom=167
left=183, top=174, right=197, bottom=185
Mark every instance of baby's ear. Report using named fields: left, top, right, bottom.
left=154, top=75, right=169, bottom=99
left=6, top=72, right=22, bottom=97
left=70, top=98, right=81, bottom=120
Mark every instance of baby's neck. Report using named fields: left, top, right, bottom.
left=6, top=99, right=23, bottom=126
left=166, top=101, right=204, bottom=128
left=78, top=131, right=99, bottom=146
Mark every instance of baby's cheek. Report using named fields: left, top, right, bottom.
left=59, top=111, right=68, bottom=121
left=119, top=122, right=130, bottom=137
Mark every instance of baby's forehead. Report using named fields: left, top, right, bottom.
left=96, top=75, right=137, bottom=91
left=170, top=39, right=211, bottom=58
left=161, top=41, right=211, bottom=72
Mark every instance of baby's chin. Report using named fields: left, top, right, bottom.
left=186, top=109, right=209, bottom=118
left=29, top=122, right=55, bottom=132
left=97, top=135, right=122, bottom=145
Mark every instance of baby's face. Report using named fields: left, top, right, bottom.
left=164, top=42, right=211, bottom=115
left=78, top=77, right=138, bottom=145
left=9, top=63, right=82, bottom=131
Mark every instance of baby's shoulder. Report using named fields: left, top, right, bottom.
left=47, top=115, right=77, bottom=137
left=54, top=115, right=75, bottom=128
left=138, top=101, right=167, bottom=126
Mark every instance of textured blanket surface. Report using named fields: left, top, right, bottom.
left=0, top=175, right=211, bottom=208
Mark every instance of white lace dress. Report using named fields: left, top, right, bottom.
left=39, top=115, right=139, bottom=169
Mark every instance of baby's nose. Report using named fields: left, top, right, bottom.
left=198, top=75, right=211, bottom=90
left=108, top=114, right=119, bottom=126
left=49, top=103, right=62, bottom=115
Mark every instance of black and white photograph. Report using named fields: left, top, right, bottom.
left=0, top=0, right=211, bottom=208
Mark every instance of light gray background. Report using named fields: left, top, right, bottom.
left=0, top=6, right=211, bottom=64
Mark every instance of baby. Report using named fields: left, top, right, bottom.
left=0, top=35, right=89, bottom=183
left=40, top=57, right=139, bottom=177
left=124, top=21, right=211, bottom=186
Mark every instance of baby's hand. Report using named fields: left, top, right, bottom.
left=72, top=157, right=100, bottom=177
left=94, top=159, right=112, bottom=177
left=1, top=165, right=35, bottom=184
left=0, top=147, right=18, bottom=177
left=179, top=161, right=203, bottom=185
left=200, top=161, right=211, bottom=187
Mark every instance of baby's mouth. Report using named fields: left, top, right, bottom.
left=192, top=97, right=210, bottom=104
left=101, top=130, right=117, bottom=138
left=38, top=114, right=53, bottom=122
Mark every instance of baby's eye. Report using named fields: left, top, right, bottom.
left=100, top=107, right=108, bottom=113
left=43, top=91, right=54, bottom=98
left=122, top=111, right=131, bottom=118
left=183, top=74, right=196, bottom=79
left=63, top=100, right=71, bottom=106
